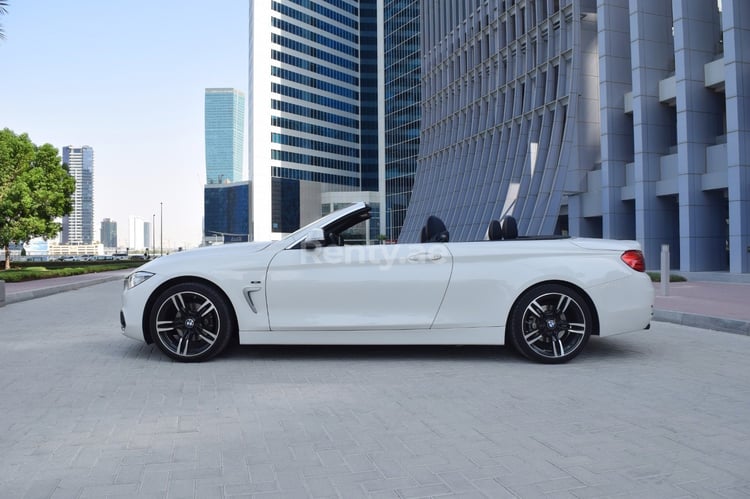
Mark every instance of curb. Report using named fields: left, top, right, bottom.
left=4, top=274, right=125, bottom=305
left=653, top=309, right=750, bottom=336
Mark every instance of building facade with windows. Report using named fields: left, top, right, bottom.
left=61, top=146, right=94, bottom=244
left=400, top=0, right=748, bottom=273
left=383, top=0, right=421, bottom=241
left=204, top=182, right=250, bottom=244
left=249, top=0, right=380, bottom=241
left=205, top=88, right=246, bottom=184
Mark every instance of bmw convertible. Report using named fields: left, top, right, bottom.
left=120, top=202, right=653, bottom=364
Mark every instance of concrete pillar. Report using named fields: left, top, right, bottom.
left=598, top=0, right=636, bottom=240
left=724, top=0, right=750, bottom=273
left=630, top=0, right=679, bottom=267
left=673, top=0, right=727, bottom=271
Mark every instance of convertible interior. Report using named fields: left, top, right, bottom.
left=318, top=202, right=561, bottom=247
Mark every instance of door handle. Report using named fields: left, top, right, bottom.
left=408, top=252, right=442, bottom=262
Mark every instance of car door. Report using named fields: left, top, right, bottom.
left=265, top=242, right=452, bottom=331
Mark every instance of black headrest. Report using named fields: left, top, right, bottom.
left=501, top=216, right=518, bottom=240
left=423, top=215, right=449, bottom=243
left=488, top=220, right=503, bottom=241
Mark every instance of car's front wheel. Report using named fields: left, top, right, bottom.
left=149, top=282, right=234, bottom=362
left=508, top=284, right=592, bottom=364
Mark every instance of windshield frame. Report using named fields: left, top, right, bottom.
left=280, top=202, right=371, bottom=249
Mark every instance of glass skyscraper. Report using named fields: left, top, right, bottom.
left=249, top=0, right=380, bottom=241
left=383, top=0, right=420, bottom=241
left=61, top=145, right=94, bottom=244
left=205, top=88, right=246, bottom=184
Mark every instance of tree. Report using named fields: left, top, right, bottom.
left=0, top=128, right=76, bottom=269
left=0, top=1, right=8, bottom=41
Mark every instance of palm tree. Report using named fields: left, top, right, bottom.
left=0, top=1, right=8, bottom=40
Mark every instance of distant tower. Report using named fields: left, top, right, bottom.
left=205, top=88, right=245, bottom=183
left=128, top=216, right=145, bottom=251
left=143, top=221, right=152, bottom=251
left=61, top=146, right=94, bottom=244
left=100, top=218, right=117, bottom=248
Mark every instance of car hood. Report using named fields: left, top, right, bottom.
left=137, top=241, right=273, bottom=273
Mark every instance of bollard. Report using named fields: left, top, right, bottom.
left=0, top=279, right=5, bottom=307
left=660, top=244, right=670, bottom=296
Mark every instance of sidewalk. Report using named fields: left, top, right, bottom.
left=2, top=269, right=749, bottom=336
left=652, top=272, right=750, bottom=336
left=1, top=269, right=130, bottom=305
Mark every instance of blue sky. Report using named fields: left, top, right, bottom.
left=0, top=1, right=248, bottom=248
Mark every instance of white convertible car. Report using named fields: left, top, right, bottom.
left=120, top=202, right=653, bottom=364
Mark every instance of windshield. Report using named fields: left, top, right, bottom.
left=280, top=202, right=367, bottom=243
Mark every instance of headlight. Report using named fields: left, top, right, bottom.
left=125, top=271, right=155, bottom=289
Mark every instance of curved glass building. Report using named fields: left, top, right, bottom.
left=401, top=0, right=599, bottom=243
left=401, top=0, right=749, bottom=273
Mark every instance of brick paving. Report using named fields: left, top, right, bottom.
left=0, top=280, right=749, bottom=498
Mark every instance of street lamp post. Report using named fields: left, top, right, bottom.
left=160, top=202, right=163, bottom=256
left=152, top=214, right=155, bottom=258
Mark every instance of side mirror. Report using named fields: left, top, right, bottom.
left=302, top=228, right=325, bottom=249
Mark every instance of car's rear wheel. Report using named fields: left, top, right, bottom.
left=508, top=284, right=592, bottom=364
left=149, top=282, right=234, bottom=362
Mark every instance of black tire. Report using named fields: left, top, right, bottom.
left=508, top=283, right=592, bottom=364
left=149, top=282, right=234, bottom=362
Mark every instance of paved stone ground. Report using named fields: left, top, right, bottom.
left=0, top=281, right=749, bottom=499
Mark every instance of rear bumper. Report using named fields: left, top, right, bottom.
left=588, top=273, right=654, bottom=336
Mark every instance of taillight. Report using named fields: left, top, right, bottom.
left=621, top=250, right=646, bottom=272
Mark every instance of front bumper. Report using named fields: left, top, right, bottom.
left=120, top=274, right=164, bottom=343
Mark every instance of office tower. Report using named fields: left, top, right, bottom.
left=402, top=0, right=596, bottom=243
left=100, top=218, right=117, bottom=248
left=61, top=146, right=94, bottom=244
left=204, top=88, right=249, bottom=242
left=128, top=216, right=145, bottom=251
left=204, top=182, right=251, bottom=244
left=144, top=221, right=152, bottom=251
left=205, top=88, right=246, bottom=184
left=383, top=0, right=420, bottom=241
left=400, top=0, right=748, bottom=273
left=249, top=1, right=380, bottom=241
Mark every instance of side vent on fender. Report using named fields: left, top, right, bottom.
left=243, top=281, right=263, bottom=313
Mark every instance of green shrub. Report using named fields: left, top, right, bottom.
left=647, top=272, right=687, bottom=283
left=0, top=261, right=143, bottom=283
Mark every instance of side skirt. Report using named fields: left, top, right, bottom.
left=239, top=327, right=506, bottom=345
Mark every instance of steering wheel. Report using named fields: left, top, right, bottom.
left=327, top=232, right=344, bottom=246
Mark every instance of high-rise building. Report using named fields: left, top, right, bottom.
left=204, top=88, right=248, bottom=243
left=400, top=0, right=748, bottom=274
left=205, top=88, right=245, bottom=184
left=61, top=146, right=94, bottom=244
left=100, top=218, right=117, bottom=249
left=144, top=221, right=152, bottom=252
left=128, top=216, right=145, bottom=251
left=383, top=0, right=420, bottom=241
left=248, top=1, right=380, bottom=241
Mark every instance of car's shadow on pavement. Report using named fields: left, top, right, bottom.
left=578, top=335, right=649, bottom=361
left=222, top=342, right=525, bottom=363
left=115, top=335, right=648, bottom=364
